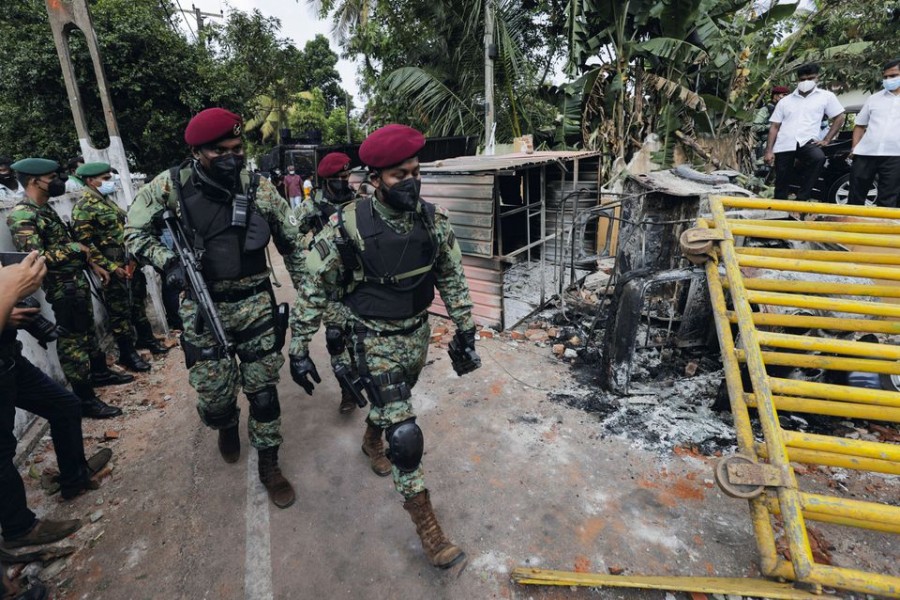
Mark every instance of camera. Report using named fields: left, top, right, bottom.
left=15, top=296, right=62, bottom=349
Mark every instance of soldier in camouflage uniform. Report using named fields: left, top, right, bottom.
left=125, top=108, right=307, bottom=509
left=289, top=125, right=480, bottom=569
left=73, top=162, right=169, bottom=375
left=6, top=158, right=128, bottom=419
left=291, top=152, right=359, bottom=414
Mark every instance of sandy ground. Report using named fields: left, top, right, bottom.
left=7, top=254, right=899, bottom=599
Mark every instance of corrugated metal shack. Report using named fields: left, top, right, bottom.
left=420, top=151, right=602, bottom=329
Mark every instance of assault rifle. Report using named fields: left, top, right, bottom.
left=162, top=209, right=233, bottom=356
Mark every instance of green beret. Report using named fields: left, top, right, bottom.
left=76, top=162, right=112, bottom=178
left=10, top=158, right=59, bottom=176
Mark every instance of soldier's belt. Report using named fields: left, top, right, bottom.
left=208, top=280, right=272, bottom=303
left=350, top=315, right=427, bottom=339
left=372, top=370, right=407, bottom=387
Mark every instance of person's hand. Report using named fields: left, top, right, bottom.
left=290, top=354, right=321, bottom=395
left=0, top=251, right=47, bottom=301
left=91, top=263, right=111, bottom=286
left=7, top=306, right=40, bottom=328
left=812, top=139, right=829, bottom=147
left=763, top=150, right=775, bottom=165
left=113, top=267, right=128, bottom=280
left=164, top=258, right=186, bottom=291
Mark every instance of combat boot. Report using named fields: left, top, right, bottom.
left=257, top=446, right=295, bottom=508
left=72, top=383, right=122, bottom=419
left=338, top=388, right=357, bottom=414
left=135, top=322, right=170, bottom=354
left=1, top=518, right=81, bottom=549
left=116, top=338, right=151, bottom=372
left=402, top=490, right=466, bottom=569
left=90, top=352, right=133, bottom=387
left=218, top=425, right=240, bottom=463
left=361, top=419, right=392, bottom=476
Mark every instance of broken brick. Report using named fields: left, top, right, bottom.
left=509, top=331, right=526, bottom=340
left=607, top=565, right=624, bottom=575
left=432, top=325, right=449, bottom=336
left=104, top=430, right=120, bottom=440
left=684, top=361, right=699, bottom=377
left=547, top=327, right=559, bottom=338
left=478, top=329, right=494, bottom=339
left=525, top=329, right=549, bottom=342
left=552, top=344, right=565, bottom=356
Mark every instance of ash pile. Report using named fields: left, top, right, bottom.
left=529, top=169, right=898, bottom=454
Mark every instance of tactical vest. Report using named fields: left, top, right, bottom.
left=342, top=198, right=438, bottom=320
left=312, top=189, right=353, bottom=235
left=314, top=200, right=337, bottom=234
left=173, top=167, right=269, bottom=281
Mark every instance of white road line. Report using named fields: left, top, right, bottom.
left=245, top=451, right=274, bottom=600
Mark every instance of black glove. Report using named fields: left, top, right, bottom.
left=163, top=258, right=186, bottom=292
left=448, top=328, right=481, bottom=376
left=290, top=354, right=321, bottom=395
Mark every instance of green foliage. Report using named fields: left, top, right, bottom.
left=0, top=2, right=356, bottom=173
left=318, top=0, right=563, bottom=143
left=786, top=0, right=899, bottom=93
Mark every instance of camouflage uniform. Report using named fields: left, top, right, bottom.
left=6, top=199, right=99, bottom=386
left=126, top=168, right=306, bottom=449
left=72, top=186, right=152, bottom=341
left=290, top=195, right=474, bottom=498
left=291, top=190, right=355, bottom=390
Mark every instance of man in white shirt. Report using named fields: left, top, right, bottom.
left=64, top=156, right=85, bottom=194
left=849, top=59, right=900, bottom=207
left=764, top=63, right=845, bottom=200
left=0, top=157, right=24, bottom=203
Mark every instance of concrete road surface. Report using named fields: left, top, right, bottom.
left=14, top=252, right=896, bottom=600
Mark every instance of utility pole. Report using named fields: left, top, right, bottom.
left=179, top=4, right=223, bottom=46
left=483, top=0, right=496, bottom=155
left=345, top=91, right=352, bottom=144
left=45, top=0, right=134, bottom=206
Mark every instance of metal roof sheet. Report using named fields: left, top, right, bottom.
left=419, top=150, right=601, bottom=174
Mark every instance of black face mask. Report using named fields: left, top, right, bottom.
left=208, top=154, right=244, bottom=190
left=327, top=179, right=354, bottom=203
left=41, top=177, right=66, bottom=197
left=0, top=173, right=15, bottom=188
left=380, top=177, right=421, bottom=212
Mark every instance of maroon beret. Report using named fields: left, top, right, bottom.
left=184, top=108, right=243, bottom=147
left=317, top=152, right=352, bottom=178
left=358, top=124, right=425, bottom=169
left=772, top=85, right=790, bottom=95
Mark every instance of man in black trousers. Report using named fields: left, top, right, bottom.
left=0, top=251, right=111, bottom=598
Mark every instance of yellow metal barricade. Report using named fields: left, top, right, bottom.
left=700, top=196, right=900, bottom=598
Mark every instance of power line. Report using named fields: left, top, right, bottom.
left=172, top=0, right=198, bottom=42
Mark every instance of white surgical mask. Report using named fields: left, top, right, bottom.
left=883, top=78, right=900, bottom=92
left=797, top=80, right=817, bottom=93
left=98, top=180, right=117, bottom=195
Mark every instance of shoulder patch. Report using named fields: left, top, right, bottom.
left=435, top=204, right=450, bottom=219
left=314, top=239, right=330, bottom=260
left=328, top=213, right=339, bottom=225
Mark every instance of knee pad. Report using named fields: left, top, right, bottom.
left=199, top=406, right=236, bottom=429
left=386, top=418, right=424, bottom=473
left=246, top=387, right=281, bottom=423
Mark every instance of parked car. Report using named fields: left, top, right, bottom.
left=760, top=106, right=878, bottom=205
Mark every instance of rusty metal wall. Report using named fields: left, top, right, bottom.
left=432, top=254, right=504, bottom=328
left=422, top=174, right=495, bottom=257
